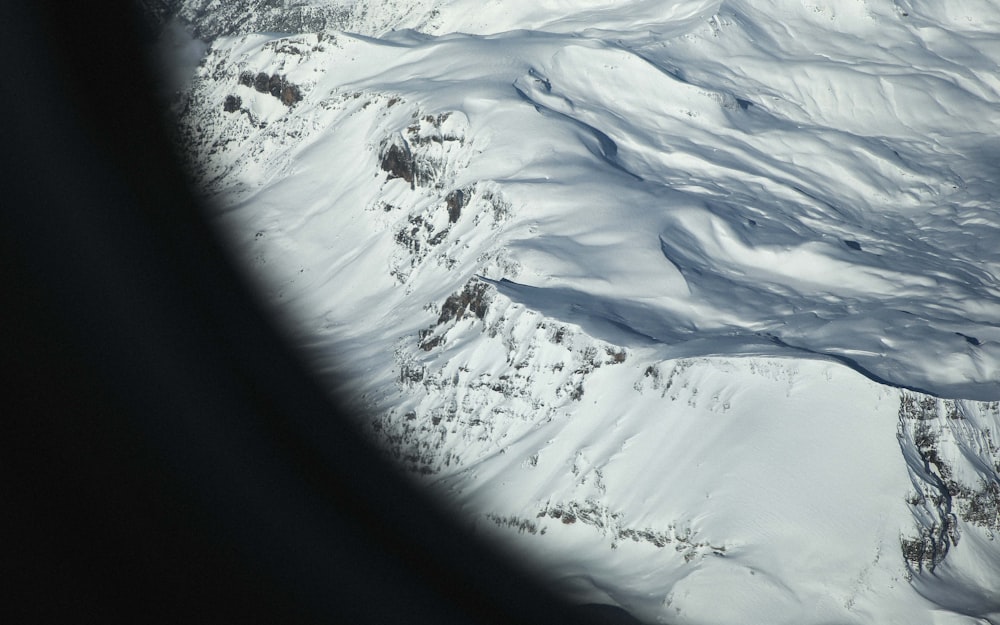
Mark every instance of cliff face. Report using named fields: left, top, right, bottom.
left=160, top=2, right=1000, bottom=623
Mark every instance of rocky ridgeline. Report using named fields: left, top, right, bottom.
left=378, top=285, right=632, bottom=476
left=379, top=111, right=468, bottom=188
left=897, top=393, right=1000, bottom=573
left=139, top=0, right=352, bottom=40
left=487, top=500, right=728, bottom=562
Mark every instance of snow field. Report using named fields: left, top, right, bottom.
left=170, top=1, right=1000, bottom=622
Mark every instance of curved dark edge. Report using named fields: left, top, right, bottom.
left=0, top=3, right=654, bottom=624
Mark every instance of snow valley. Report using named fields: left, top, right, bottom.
left=154, top=1, right=1000, bottom=623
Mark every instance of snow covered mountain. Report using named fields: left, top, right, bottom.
left=154, top=1, right=1000, bottom=622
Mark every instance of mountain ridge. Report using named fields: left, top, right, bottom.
left=156, top=2, right=1000, bottom=622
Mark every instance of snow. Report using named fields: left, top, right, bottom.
left=165, top=1, right=1000, bottom=623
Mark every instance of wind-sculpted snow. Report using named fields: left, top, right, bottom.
left=483, top=33, right=1000, bottom=400
left=166, top=1, right=1000, bottom=623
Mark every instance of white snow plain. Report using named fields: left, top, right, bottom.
left=170, top=1, right=1000, bottom=623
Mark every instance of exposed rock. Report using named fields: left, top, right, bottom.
left=437, top=281, right=491, bottom=325
left=253, top=71, right=270, bottom=93
left=223, top=94, right=241, bottom=113
left=417, top=281, right=492, bottom=351
left=267, top=73, right=285, bottom=97
left=380, top=141, right=415, bottom=186
left=280, top=83, right=302, bottom=105
left=240, top=71, right=302, bottom=106
left=446, top=189, right=466, bottom=223
left=898, top=393, right=1000, bottom=572
left=141, top=0, right=351, bottom=41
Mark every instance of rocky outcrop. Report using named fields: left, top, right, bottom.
left=223, top=94, right=241, bottom=112
left=380, top=140, right=415, bottom=187
left=239, top=71, right=302, bottom=106
left=139, top=0, right=351, bottom=40
left=445, top=189, right=466, bottom=223
left=898, top=393, right=1000, bottom=573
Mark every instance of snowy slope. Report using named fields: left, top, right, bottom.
left=166, top=1, right=1000, bottom=623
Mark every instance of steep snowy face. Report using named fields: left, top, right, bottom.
left=165, top=0, right=1000, bottom=623
left=178, top=0, right=1000, bottom=399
